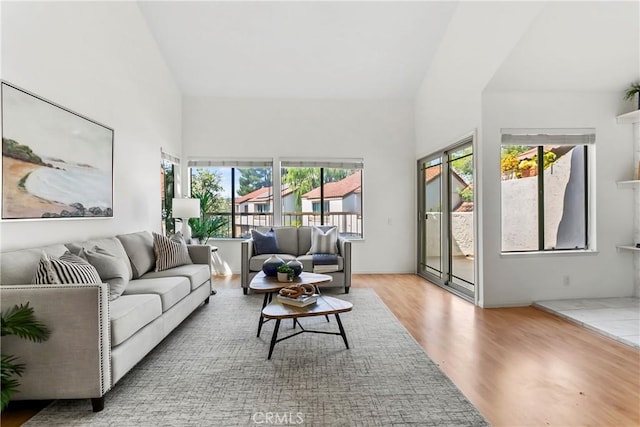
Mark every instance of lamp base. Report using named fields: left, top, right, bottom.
left=180, top=219, right=193, bottom=243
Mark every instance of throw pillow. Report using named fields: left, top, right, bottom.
left=307, top=226, right=338, bottom=255
left=33, top=251, right=102, bottom=285
left=80, top=246, right=130, bottom=300
left=153, top=232, right=193, bottom=272
left=251, top=228, right=280, bottom=255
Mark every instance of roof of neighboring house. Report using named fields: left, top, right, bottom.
left=303, top=171, right=361, bottom=200
left=235, top=186, right=294, bottom=205
left=425, top=164, right=468, bottom=187
left=454, top=201, right=474, bottom=212
left=235, top=187, right=272, bottom=204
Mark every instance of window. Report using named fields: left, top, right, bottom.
left=187, top=160, right=273, bottom=238
left=281, top=160, right=363, bottom=238
left=160, top=151, right=179, bottom=236
left=500, top=130, right=593, bottom=252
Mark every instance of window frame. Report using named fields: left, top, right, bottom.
left=499, top=129, right=595, bottom=254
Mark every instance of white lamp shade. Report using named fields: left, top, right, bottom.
left=172, top=198, right=200, bottom=219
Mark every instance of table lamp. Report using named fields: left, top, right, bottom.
left=172, top=198, right=200, bottom=243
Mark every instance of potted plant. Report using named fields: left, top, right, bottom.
left=188, top=190, right=227, bottom=244
left=277, top=265, right=294, bottom=283
left=1, top=303, right=50, bottom=411
left=624, top=81, right=640, bottom=110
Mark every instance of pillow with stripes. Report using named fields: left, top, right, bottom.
left=153, top=232, right=193, bottom=272
left=306, top=226, right=338, bottom=255
left=33, top=251, right=102, bottom=285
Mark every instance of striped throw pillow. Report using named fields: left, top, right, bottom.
left=306, top=226, right=338, bottom=255
left=33, top=251, right=102, bottom=284
left=153, top=232, right=193, bottom=272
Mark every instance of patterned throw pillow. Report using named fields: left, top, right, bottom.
left=80, top=246, right=130, bottom=300
left=251, top=228, right=280, bottom=255
left=153, top=232, right=193, bottom=272
left=33, top=251, right=102, bottom=284
left=307, top=226, right=338, bottom=255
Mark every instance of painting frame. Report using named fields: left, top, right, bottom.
left=1, top=81, right=114, bottom=220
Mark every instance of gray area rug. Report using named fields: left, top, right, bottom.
left=25, top=288, right=488, bottom=426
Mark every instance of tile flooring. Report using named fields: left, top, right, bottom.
left=534, top=297, right=640, bottom=348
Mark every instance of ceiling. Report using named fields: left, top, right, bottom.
left=487, top=1, right=639, bottom=92
left=137, top=1, right=458, bottom=99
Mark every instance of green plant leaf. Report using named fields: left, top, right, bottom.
left=1, top=303, right=50, bottom=342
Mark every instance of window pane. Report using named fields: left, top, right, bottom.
left=323, top=168, right=362, bottom=238
left=450, top=146, right=474, bottom=285
left=424, top=157, right=442, bottom=276
left=544, top=146, right=587, bottom=249
left=161, top=160, right=175, bottom=236
left=501, top=145, right=539, bottom=251
left=281, top=167, right=321, bottom=228
left=235, top=167, right=273, bottom=237
left=190, top=167, right=232, bottom=238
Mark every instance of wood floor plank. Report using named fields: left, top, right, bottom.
left=3, top=274, right=638, bottom=426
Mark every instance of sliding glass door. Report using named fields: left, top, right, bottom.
left=418, top=138, right=475, bottom=300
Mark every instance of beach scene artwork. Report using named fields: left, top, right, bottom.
left=2, top=83, right=113, bottom=219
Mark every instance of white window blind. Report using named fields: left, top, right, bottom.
left=188, top=159, right=272, bottom=168
left=280, top=159, right=364, bottom=169
left=501, top=129, right=595, bottom=145
left=161, top=150, right=180, bottom=164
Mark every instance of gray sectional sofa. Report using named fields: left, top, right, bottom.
left=0, top=231, right=211, bottom=412
left=241, top=226, right=352, bottom=294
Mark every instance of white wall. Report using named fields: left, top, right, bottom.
left=0, top=2, right=182, bottom=251
left=481, top=91, right=634, bottom=306
left=182, top=97, right=415, bottom=274
left=414, top=1, right=544, bottom=156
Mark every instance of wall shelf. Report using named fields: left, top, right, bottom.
left=617, top=245, right=640, bottom=252
left=616, top=180, right=640, bottom=188
left=616, top=110, right=640, bottom=124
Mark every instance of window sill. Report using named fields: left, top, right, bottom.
left=500, top=249, right=598, bottom=257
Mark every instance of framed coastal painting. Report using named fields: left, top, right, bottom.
left=1, top=82, right=114, bottom=220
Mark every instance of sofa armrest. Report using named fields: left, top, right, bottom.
left=187, top=244, right=212, bottom=277
left=0, top=283, right=111, bottom=400
left=338, top=237, right=352, bottom=290
left=241, top=239, right=254, bottom=289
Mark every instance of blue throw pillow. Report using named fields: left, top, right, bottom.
left=251, top=229, right=280, bottom=255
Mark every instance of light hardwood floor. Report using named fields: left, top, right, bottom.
left=3, top=274, right=639, bottom=426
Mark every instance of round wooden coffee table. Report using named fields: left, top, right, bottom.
left=250, top=271, right=332, bottom=337
left=262, top=295, right=353, bottom=360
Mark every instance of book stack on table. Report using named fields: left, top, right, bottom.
left=276, top=293, right=319, bottom=307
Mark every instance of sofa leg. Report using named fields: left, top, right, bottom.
left=345, top=287, right=350, bottom=294
left=204, top=296, right=210, bottom=304
left=243, top=288, right=248, bottom=295
left=91, top=397, right=105, bottom=412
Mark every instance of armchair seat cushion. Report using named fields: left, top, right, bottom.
left=110, top=294, right=162, bottom=346
left=249, top=254, right=296, bottom=272
left=123, top=277, right=190, bottom=312
left=141, top=264, right=210, bottom=291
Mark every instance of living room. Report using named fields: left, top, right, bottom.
left=1, top=1, right=639, bottom=426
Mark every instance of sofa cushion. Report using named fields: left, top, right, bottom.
left=152, top=232, right=192, bottom=272
left=296, top=254, right=344, bottom=272
left=251, top=229, right=280, bottom=255
left=307, top=226, right=338, bottom=255
left=141, top=264, right=210, bottom=291
left=272, top=227, right=298, bottom=255
left=297, top=227, right=313, bottom=256
left=80, top=246, right=130, bottom=300
left=116, top=231, right=155, bottom=278
left=249, top=253, right=295, bottom=272
left=34, top=251, right=102, bottom=285
left=66, top=237, right=133, bottom=281
left=1, top=244, right=68, bottom=285
left=123, top=277, right=190, bottom=312
left=109, top=294, right=162, bottom=346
